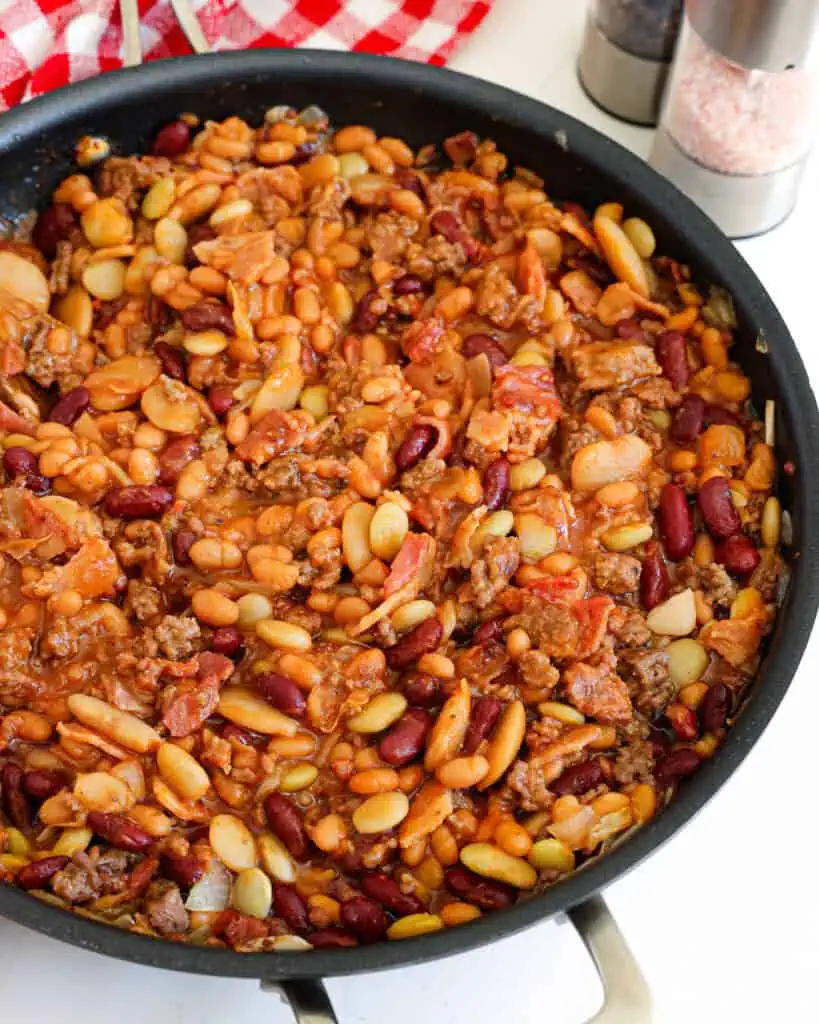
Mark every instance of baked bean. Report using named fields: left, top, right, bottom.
left=640, top=545, right=669, bottom=611
left=255, top=673, right=306, bottom=718
left=698, top=476, right=741, bottom=540
left=395, top=424, right=437, bottom=472
left=16, top=856, right=70, bottom=890
left=463, top=697, right=502, bottom=755
left=387, top=618, right=443, bottom=670
left=378, top=708, right=432, bottom=766
left=444, top=865, right=514, bottom=911
left=154, top=341, right=187, bottom=382
left=264, top=793, right=308, bottom=859
left=700, top=683, right=732, bottom=733
left=714, top=535, right=761, bottom=576
left=105, top=485, right=173, bottom=519
left=658, top=484, right=694, bottom=561
left=273, top=883, right=310, bottom=934
left=340, top=895, right=389, bottom=943
left=158, top=435, right=200, bottom=485
left=86, top=811, right=155, bottom=851
left=1, top=764, right=30, bottom=830
left=670, top=393, right=706, bottom=444
left=361, top=873, right=424, bottom=916
left=482, top=458, right=511, bottom=512
left=550, top=758, right=604, bottom=796
left=48, top=386, right=90, bottom=425
left=655, top=330, right=690, bottom=390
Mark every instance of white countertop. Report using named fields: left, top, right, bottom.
left=2, top=2, right=817, bottom=1022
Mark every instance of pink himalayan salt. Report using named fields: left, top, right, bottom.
left=664, top=27, right=816, bottom=177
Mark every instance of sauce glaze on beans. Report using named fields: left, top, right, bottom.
left=0, top=107, right=784, bottom=950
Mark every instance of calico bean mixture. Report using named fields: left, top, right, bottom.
left=0, top=109, right=784, bottom=950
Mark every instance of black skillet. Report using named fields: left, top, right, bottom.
left=0, top=49, right=817, bottom=1024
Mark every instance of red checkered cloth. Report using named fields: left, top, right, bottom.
left=0, top=0, right=495, bottom=112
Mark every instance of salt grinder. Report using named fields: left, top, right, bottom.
left=651, top=0, right=819, bottom=238
left=578, top=1, right=683, bottom=125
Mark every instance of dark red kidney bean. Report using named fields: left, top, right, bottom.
left=640, top=545, right=669, bottom=611
left=387, top=617, right=443, bottom=670
left=658, top=483, right=694, bottom=561
left=161, top=852, right=203, bottom=889
left=616, top=319, right=646, bottom=341
left=48, top=386, right=90, bottom=426
left=208, top=385, right=235, bottom=417
left=16, top=856, right=70, bottom=890
left=714, top=535, right=761, bottom=576
left=655, top=330, right=690, bottom=390
left=340, top=895, right=389, bottom=943
left=462, top=333, right=507, bottom=370
left=550, top=758, right=604, bottom=796
left=394, top=169, right=425, bottom=197
left=473, top=618, right=503, bottom=646
left=172, top=529, right=196, bottom=565
left=655, top=748, right=701, bottom=785
left=152, top=119, right=191, bottom=157
left=705, top=404, right=740, bottom=427
left=154, top=341, right=187, bottom=383
left=157, top=435, right=200, bottom=485
left=309, top=929, right=359, bottom=948
left=378, top=708, right=432, bottom=766
left=430, top=210, right=463, bottom=243
left=1, top=763, right=31, bottom=830
left=105, top=485, right=173, bottom=520
left=698, top=476, right=741, bottom=540
left=361, top=873, right=425, bottom=916
left=184, top=223, right=216, bottom=266
left=393, top=274, right=424, bottom=296
left=86, top=811, right=154, bottom=852
left=255, top=673, right=306, bottom=718
left=483, top=458, right=511, bottom=512
left=264, top=793, right=308, bottom=859
left=395, top=424, right=437, bottom=472
left=23, top=769, right=68, bottom=801
left=666, top=704, right=699, bottom=741
left=181, top=300, right=235, bottom=335
left=3, top=446, right=38, bottom=478
left=221, top=723, right=262, bottom=747
left=211, top=626, right=243, bottom=659
left=273, top=883, right=310, bottom=934
left=463, top=697, right=503, bottom=755
left=351, top=289, right=380, bottom=333
left=146, top=294, right=171, bottom=334
left=445, top=865, right=514, bottom=911
left=669, top=394, right=706, bottom=444
left=32, top=203, right=76, bottom=258
left=21, top=473, right=51, bottom=495
left=291, top=140, right=319, bottom=166
left=700, top=683, right=732, bottom=733
left=401, top=673, right=441, bottom=707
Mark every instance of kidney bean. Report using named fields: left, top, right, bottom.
left=3, top=446, right=38, bottom=478
left=616, top=319, right=646, bottom=341
left=23, top=769, right=68, bottom=801
left=152, top=119, right=191, bottom=157
left=655, top=330, right=690, bottom=390
left=705, top=404, right=740, bottom=427
left=161, top=852, right=204, bottom=889
left=1, top=763, right=30, bottom=830
left=715, top=535, right=761, bottom=576
left=255, top=673, right=306, bottom=718
left=387, top=617, right=443, bottom=670
left=463, top=697, right=503, bottom=755
left=395, top=424, right=437, bottom=472
left=430, top=210, right=463, bottom=243
left=48, top=386, right=90, bottom=426
left=23, top=473, right=51, bottom=495
left=658, top=483, right=694, bottom=561
left=361, top=873, right=425, bottom=916
left=473, top=618, right=503, bottom=646
left=181, top=300, right=236, bottom=335
left=669, top=394, right=706, bottom=444
left=86, top=811, right=154, bottom=852
left=221, top=723, right=264, bottom=747
left=172, top=529, right=197, bottom=565
left=551, top=758, right=605, bottom=796
left=393, top=274, right=424, bottom=296
left=483, top=458, right=511, bottom=512
left=211, top=626, right=243, bottom=659
left=378, top=708, right=432, bottom=766
left=154, top=341, right=187, bottom=383
left=146, top=294, right=171, bottom=334
left=445, top=865, right=514, bottom=911
left=394, top=169, right=425, bottom=198
left=208, top=385, right=235, bottom=418
left=640, top=545, right=669, bottom=611
left=462, top=333, right=508, bottom=370
left=264, top=793, right=308, bottom=859
left=666, top=704, right=699, bottom=741
left=402, top=673, right=441, bottom=707
left=184, top=223, right=216, bottom=267
left=291, top=139, right=319, bottom=166
left=273, top=883, right=310, bottom=934
left=16, top=856, right=70, bottom=890
left=351, top=290, right=380, bottom=333
left=698, top=477, right=741, bottom=540
left=655, top=748, right=701, bottom=785
left=700, top=683, right=732, bottom=733
left=157, top=435, right=200, bottom=485
left=340, top=895, right=389, bottom=943
left=32, top=203, right=76, bottom=258
left=309, top=929, right=359, bottom=948
left=105, top=485, right=173, bottom=520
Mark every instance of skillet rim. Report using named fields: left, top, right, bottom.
left=0, top=48, right=817, bottom=980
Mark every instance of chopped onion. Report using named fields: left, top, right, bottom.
left=548, top=806, right=596, bottom=849
left=185, top=859, right=232, bottom=912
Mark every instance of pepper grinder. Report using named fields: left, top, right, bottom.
left=578, top=1, right=683, bottom=125
left=651, top=0, right=819, bottom=238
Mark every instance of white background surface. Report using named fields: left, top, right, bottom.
left=1, top=2, right=817, bottom=1022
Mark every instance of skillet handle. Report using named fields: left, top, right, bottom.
left=262, top=978, right=338, bottom=1023
left=567, top=896, right=654, bottom=1024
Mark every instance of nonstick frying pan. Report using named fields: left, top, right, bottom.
left=0, top=48, right=818, bottom=1024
